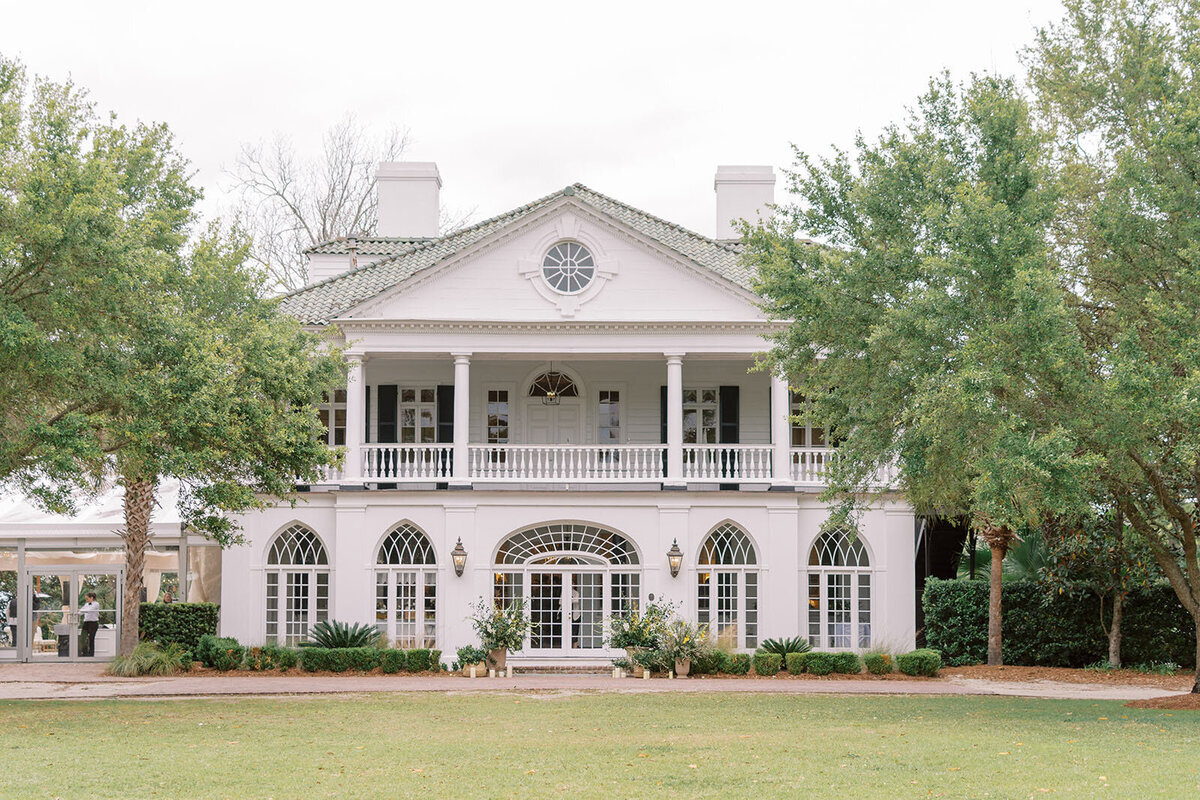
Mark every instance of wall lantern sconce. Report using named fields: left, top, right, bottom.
left=451, top=538, right=468, bottom=577
left=666, top=539, right=683, bottom=578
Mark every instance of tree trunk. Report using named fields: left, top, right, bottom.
left=988, top=542, right=1005, bottom=666
left=1193, top=617, right=1200, bottom=694
left=120, top=475, right=156, bottom=656
left=1108, top=591, right=1123, bottom=668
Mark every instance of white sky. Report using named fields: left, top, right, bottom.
left=1, top=0, right=1065, bottom=238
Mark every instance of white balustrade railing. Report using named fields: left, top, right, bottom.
left=469, top=444, right=665, bottom=481
left=682, top=445, right=774, bottom=481
left=362, top=444, right=453, bottom=480
left=790, top=447, right=835, bottom=484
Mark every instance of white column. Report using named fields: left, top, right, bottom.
left=666, top=353, right=684, bottom=485
left=344, top=354, right=365, bottom=480
left=771, top=373, right=791, bottom=484
left=452, top=353, right=471, bottom=483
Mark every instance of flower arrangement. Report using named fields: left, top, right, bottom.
left=606, top=599, right=677, bottom=650
left=469, top=598, right=530, bottom=654
left=662, top=619, right=709, bottom=664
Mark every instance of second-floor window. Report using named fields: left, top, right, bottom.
left=399, top=388, right=437, bottom=444
left=683, top=388, right=718, bottom=444
left=790, top=390, right=827, bottom=448
left=318, top=390, right=346, bottom=446
left=598, top=390, right=620, bottom=443
left=487, top=390, right=509, bottom=444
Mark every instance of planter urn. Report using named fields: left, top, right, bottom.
left=489, top=648, right=507, bottom=671
left=461, top=661, right=487, bottom=677
left=625, top=647, right=645, bottom=678
left=674, top=658, right=691, bottom=677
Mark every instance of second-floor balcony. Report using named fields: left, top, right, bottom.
left=309, top=352, right=888, bottom=490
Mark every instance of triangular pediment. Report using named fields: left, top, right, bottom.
left=343, top=197, right=765, bottom=323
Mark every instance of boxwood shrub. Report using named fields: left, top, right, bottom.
left=785, top=651, right=811, bottom=675
left=897, top=648, right=942, bottom=677
left=379, top=649, right=407, bottom=674
left=922, top=578, right=1196, bottom=667
left=863, top=652, right=893, bottom=675
left=752, top=652, right=783, bottom=675
left=803, top=652, right=837, bottom=676
left=139, top=603, right=219, bottom=650
left=726, top=653, right=751, bottom=675
left=300, top=646, right=382, bottom=673
left=195, top=634, right=243, bottom=671
left=405, top=648, right=434, bottom=672
left=691, top=649, right=732, bottom=675
left=830, top=651, right=862, bottom=674
left=241, top=644, right=298, bottom=671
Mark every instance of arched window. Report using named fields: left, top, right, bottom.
left=375, top=524, right=437, bottom=648
left=807, top=527, right=872, bottom=649
left=697, top=523, right=758, bottom=649
left=265, top=524, right=329, bottom=646
left=493, top=523, right=641, bottom=653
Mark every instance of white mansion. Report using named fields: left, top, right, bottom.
left=217, top=162, right=916, bottom=662
left=0, top=162, right=919, bottom=664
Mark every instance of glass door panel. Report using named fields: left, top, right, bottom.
left=570, top=573, right=604, bottom=650
left=76, top=573, right=118, bottom=659
left=30, top=573, right=68, bottom=659
left=529, top=573, right=562, bottom=650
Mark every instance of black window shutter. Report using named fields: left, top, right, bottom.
left=436, top=385, right=455, bottom=443
left=377, top=385, right=398, bottom=443
left=719, top=386, right=740, bottom=444
left=365, top=386, right=371, bottom=443
left=660, top=386, right=668, bottom=444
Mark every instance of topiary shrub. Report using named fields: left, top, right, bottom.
left=863, top=652, right=893, bottom=675
left=897, top=648, right=942, bottom=676
left=804, top=652, right=838, bottom=676
left=405, top=648, right=433, bottom=672
left=195, top=634, right=243, bottom=671
left=299, top=647, right=331, bottom=672
left=830, top=651, right=862, bottom=674
left=752, top=652, right=783, bottom=675
left=725, top=653, right=751, bottom=675
left=139, top=603, right=220, bottom=650
left=429, top=649, right=442, bottom=670
left=786, top=651, right=819, bottom=674
left=344, top=647, right=381, bottom=672
left=379, top=649, right=407, bottom=674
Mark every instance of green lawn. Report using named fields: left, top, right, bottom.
left=3, top=693, right=1197, bottom=798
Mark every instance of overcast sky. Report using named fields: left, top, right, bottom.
left=2, top=0, right=1065, bottom=238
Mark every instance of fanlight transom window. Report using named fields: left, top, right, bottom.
left=528, top=372, right=579, bottom=399
left=541, top=241, right=596, bottom=294
left=810, top=528, right=869, bottom=568
left=496, top=523, right=639, bottom=565
left=699, top=523, right=757, bottom=565
left=377, top=524, right=436, bottom=565
left=267, top=525, right=328, bottom=566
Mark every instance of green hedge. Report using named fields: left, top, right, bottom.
left=830, top=651, right=862, bottom=674
left=241, top=645, right=298, bottom=671
left=196, top=635, right=243, bottom=671
left=753, top=652, right=783, bottom=675
left=786, top=651, right=812, bottom=675
left=380, top=649, right=406, bottom=674
left=897, top=649, right=942, bottom=676
left=139, top=603, right=219, bottom=649
left=922, top=578, right=1196, bottom=667
left=727, top=653, right=751, bottom=675
left=863, top=653, right=894, bottom=675
left=300, top=647, right=382, bottom=673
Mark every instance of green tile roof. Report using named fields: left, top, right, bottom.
left=279, top=183, right=753, bottom=325
left=306, top=237, right=432, bottom=256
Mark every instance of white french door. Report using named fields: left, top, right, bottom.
left=524, top=399, right=584, bottom=444
left=25, top=568, right=122, bottom=661
left=525, top=569, right=620, bottom=655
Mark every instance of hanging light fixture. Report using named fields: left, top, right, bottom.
left=451, top=538, right=468, bottom=577
left=541, top=361, right=562, bottom=405
left=667, top=539, right=684, bottom=578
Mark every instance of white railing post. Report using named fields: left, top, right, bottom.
left=344, top=354, right=365, bottom=481
left=771, top=374, right=790, bottom=485
left=452, top=353, right=471, bottom=485
left=666, top=353, right=684, bottom=486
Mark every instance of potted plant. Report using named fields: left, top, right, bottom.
left=470, top=598, right=529, bottom=671
left=456, top=645, right=489, bottom=677
left=607, top=600, right=675, bottom=678
left=662, top=619, right=708, bottom=677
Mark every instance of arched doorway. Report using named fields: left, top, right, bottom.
left=264, top=523, right=329, bottom=646
left=375, top=523, right=437, bottom=648
left=807, top=527, right=872, bottom=649
left=494, top=523, right=640, bottom=656
left=524, top=371, right=583, bottom=445
left=697, top=522, right=759, bottom=650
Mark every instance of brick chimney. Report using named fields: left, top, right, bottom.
left=714, top=165, right=775, bottom=240
left=376, top=162, right=441, bottom=238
